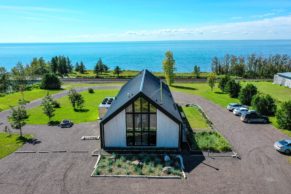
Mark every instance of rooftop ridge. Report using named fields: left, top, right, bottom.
left=139, top=69, right=146, bottom=92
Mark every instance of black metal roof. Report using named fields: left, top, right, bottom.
left=100, top=69, right=182, bottom=124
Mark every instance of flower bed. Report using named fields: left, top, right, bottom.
left=92, top=154, right=183, bottom=177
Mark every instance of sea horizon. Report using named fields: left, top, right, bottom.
left=1, top=40, right=291, bottom=72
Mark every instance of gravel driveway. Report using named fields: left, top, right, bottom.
left=0, top=89, right=290, bottom=194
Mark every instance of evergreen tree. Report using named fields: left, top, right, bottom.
left=193, top=65, right=200, bottom=78
left=113, top=66, right=122, bottom=77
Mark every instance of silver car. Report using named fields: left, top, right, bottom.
left=233, top=107, right=248, bottom=116
left=274, top=139, right=291, bottom=154
left=227, top=103, right=242, bottom=111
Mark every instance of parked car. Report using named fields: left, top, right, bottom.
left=274, top=139, right=291, bottom=154
left=240, top=112, right=269, bottom=123
left=227, top=103, right=242, bottom=111
left=59, top=120, right=74, bottom=128
left=233, top=107, right=248, bottom=116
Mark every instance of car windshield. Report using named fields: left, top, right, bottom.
left=279, top=140, right=288, bottom=145
left=63, top=120, right=69, bottom=123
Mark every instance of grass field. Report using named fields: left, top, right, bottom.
left=0, top=133, right=32, bottom=159
left=171, top=83, right=239, bottom=107
left=62, top=82, right=124, bottom=89
left=26, top=89, right=118, bottom=124
left=182, top=106, right=211, bottom=131
left=0, top=89, right=62, bottom=111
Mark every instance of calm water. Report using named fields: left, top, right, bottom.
left=1, top=40, right=291, bottom=72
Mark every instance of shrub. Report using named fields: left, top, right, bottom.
left=218, top=75, right=231, bottom=92
left=239, top=84, right=257, bottom=105
left=88, top=88, right=94, bottom=93
left=225, top=79, right=241, bottom=98
left=68, top=89, right=85, bottom=110
left=276, top=101, right=291, bottom=130
left=52, top=100, right=61, bottom=108
left=251, top=94, right=276, bottom=115
left=40, top=73, right=61, bottom=90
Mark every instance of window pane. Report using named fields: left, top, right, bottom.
left=149, top=132, right=156, bottom=146
left=125, top=104, right=133, bottom=113
left=126, top=114, right=133, bottom=131
left=134, top=114, right=141, bottom=131
left=141, top=114, right=148, bottom=131
left=149, top=114, right=157, bottom=131
left=134, top=132, right=142, bottom=146
left=141, top=133, right=148, bottom=146
left=141, top=97, right=149, bottom=112
left=134, top=98, right=141, bottom=112
left=126, top=133, right=134, bottom=146
left=149, top=103, right=157, bottom=113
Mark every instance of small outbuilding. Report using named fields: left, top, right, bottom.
left=100, top=69, right=183, bottom=150
left=273, top=72, right=291, bottom=88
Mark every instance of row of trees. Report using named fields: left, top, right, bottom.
left=212, top=54, right=291, bottom=78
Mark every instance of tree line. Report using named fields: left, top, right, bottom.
left=211, top=54, right=291, bottom=78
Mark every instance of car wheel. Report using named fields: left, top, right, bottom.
left=285, top=149, right=291, bottom=155
left=263, top=119, right=268, bottom=124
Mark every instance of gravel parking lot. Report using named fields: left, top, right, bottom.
left=0, top=90, right=290, bottom=194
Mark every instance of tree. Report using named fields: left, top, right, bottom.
left=27, top=57, right=49, bottom=78
left=9, top=104, right=28, bottom=136
left=94, top=58, right=103, bottom=77
left=193, top=65, right=200, bottom=78
left=79, top=62, right=86, bottom=74
left=11, top=63, right=27, bottom=92
left=40, top=73, right=61, bottom=90
left=162, top=51, right=175, bottom=86
left=276, top=101, right=291, bottom=130
left=75, top=62, right=80, bottom=72
left=41, top=94, right=55, bottom=123
left=218, top=75, right=231, bottom=92
left=251, top=94, right=276, bottom=116
left=0, top=67, right=10, bottom=93
left=68, top=89, right=84, bottom=111
left=225, top=79, right=241, bottom=98
left=113, top=66, right=122, bottom=77
left=207, top=73, right=216, bottom=91
left=239, top=84, right=257, bottom=105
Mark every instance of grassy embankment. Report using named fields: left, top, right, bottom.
left=0, top=133, right=32, bottom=159
left=173, top=81, right=291, bottom=137
left=182, top=106, right=231, bottom=152
left=26, top=89, right=118, bottom=124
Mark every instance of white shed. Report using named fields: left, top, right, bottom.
left=273, top=72, right=291, bottom=88
left=100, top=70, right=183, bottom=150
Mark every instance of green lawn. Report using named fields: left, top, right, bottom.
left=0, top=89, right=62, bottom=111
left=241, top=81, right=291, bottom=102
left=182, top=106, right=211, bottom=131
left=26, top=89, right=118, bottom=124
left=0, top=133, right=32, bottom=159
left=171, top=83, right=239, bottom=108
left=62, top=82, right=124, bottom=89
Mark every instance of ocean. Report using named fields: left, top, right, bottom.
left=1, top=40, right=291, bottom=72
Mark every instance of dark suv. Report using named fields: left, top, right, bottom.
left=59, top=120, right=74, bottom=128
left=240, top=112, right=268, bottom=123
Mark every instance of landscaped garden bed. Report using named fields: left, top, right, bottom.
left=92, top=154, right=183, bottom=178
left=181, top=105, right=232, bottom=152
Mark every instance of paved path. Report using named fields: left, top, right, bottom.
left=0, top=90, right=290, bottom=194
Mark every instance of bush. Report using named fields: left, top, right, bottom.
left=88, top=88, right=94, bottom=93
left=68, top=89, right=84, bottom=110
left=218, top=75, right=231, bottom=92
left=52, top=100, right=61, bottom=108
left=40, top=73, right=61, bottom=90
left=239, top=84, right=257, bottom=105
left=251, top=94, right=276, bottom=116
left=276, top=101, right=291, bottom=130
left=225, top=79, right=241, bottom=98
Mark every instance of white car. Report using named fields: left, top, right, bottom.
left=227, top=103, right=242, bottom=111
left=274, top=139, right=291, bottom=154
left=233, top=107, right=248, bottom=116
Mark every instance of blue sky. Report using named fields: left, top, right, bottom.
left=1, top=0, right=291, bottom=42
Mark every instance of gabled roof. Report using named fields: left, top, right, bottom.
left=100, top=69, right=182, bottom=124
left=277, top=72, right=291, bottom=79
